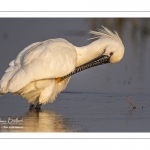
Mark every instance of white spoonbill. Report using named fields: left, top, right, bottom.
left=0, top=26, right=124, bottom=110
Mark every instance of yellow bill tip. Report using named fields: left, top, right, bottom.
left=55, top=78, right=61, bottom=83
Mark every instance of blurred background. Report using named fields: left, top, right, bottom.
left=0, top=18, right=149, bottom=94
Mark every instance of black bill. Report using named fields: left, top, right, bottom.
left=56, top=55, right=110, bottom=83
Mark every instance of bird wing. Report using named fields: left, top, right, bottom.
left=0, top=38, right=77, bottom=93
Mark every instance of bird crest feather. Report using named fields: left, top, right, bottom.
left=89, top=25, right=123, bottom=45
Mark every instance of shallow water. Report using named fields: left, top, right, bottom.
left=0, top=18, right=150, bottom=132
left=0, top=92, right=150, bottom=132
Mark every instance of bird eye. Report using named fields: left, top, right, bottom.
left=110, top=52, right=113, bottom=56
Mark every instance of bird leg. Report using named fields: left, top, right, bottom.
left=29, top=104, right=35, bottom=111
left=35, top=103, right=42, bottom=110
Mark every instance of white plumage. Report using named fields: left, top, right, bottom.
left=0, top=26, right=125, bottom=109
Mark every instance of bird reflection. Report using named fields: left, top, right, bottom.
left=0, top=109, right=71, bottom=132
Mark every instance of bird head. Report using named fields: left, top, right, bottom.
left=102, top=41, right=125, bottom=64
left=90, top=26, right=125, bottom=64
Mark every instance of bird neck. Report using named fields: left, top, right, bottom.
left=75, top=39, right=108, bottom=67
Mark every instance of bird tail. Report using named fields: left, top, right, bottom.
left=0, top=60, right=21, bottom=94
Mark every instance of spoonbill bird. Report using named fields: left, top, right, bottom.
left=0, top=26, right=124, bottom=109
